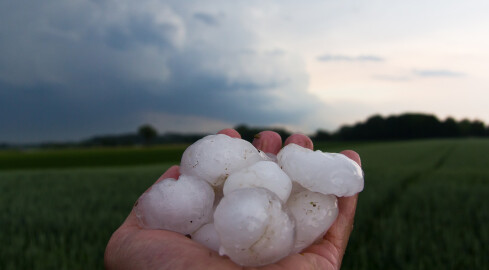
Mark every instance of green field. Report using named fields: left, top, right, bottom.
left=1, top=139, right=488, bottom=269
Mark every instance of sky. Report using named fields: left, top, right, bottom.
left=1, top=0, right=489, bottom=143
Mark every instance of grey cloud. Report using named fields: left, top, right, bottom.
left=265, top=49, right=286, bottom=56
left=317, top=54, right=384, bottom=62
left=357, top=55, right=384, bottom=61
left=193, top=12, right=221, bottom=26
left=0, top=0, right=319, bottom=143
left=372, top=74, right=411, bottom=82
left=373, top=69, right=465, bottom=82
left=413, top=69, right=465, bottom=77
left=0, top=49, right=316, bottom=143
left=102, top=19, right=179, bottom=50
left=153, top=48, right=317, bottom=125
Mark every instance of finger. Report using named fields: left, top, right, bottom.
left=321, top=194, right=358, bottom=260
left=217, top=128, right=241, bottom=139
left=252, top=131, right=282, bottom=154
left=320, top=151, right=361, bottom=266
left=340, top=150, right=361, bottom=167
left=155, top=165, right=181, bottom=185
left=284, top=133, right=314, bottom=150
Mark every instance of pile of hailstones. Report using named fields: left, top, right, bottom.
left=135, top=134, right=364, bottom=267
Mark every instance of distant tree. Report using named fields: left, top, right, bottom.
left=313, top=129, right=332, bottom=141
left=441, top=117, right=460, bottom=137
left=234, top=124, right=292, bottom=142
left=335, top=113, right=445, bottom=140
left=337, top=125, right=355, bottom=140
left=364, top=115, right=386, bottom=140
left=138, top=124, right=158, bottom=145
left=469, top=120, right=486, bottom=136
left=458, top=119, right=471, bottom=137
left=234, top=124, right=254, bottom=141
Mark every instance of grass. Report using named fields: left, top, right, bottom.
left=1, top=139, right=488, bottom=269
left=0, top=165, right=170, bottom=270
left=0, top=145, right=188, bottom=170
left=338, top=139, right=489, bottom=269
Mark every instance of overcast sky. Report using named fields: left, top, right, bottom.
left=1, top=0, right=489, bottom=143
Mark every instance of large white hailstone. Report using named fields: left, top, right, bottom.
left=135, top=175, right=214, bottom=235
left=278, top=144, right=364, bottom=197
left=223, top=161, right=292, bottom=202
left=287, top=190, right=338, bottom=253
left=214, top=188, right=295, bottom=266
left=191, top=223, right=221, bottom=252
left=180, top=134, right=263, bottom=186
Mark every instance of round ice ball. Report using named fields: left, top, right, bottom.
left=214, top=188, right=295, bottom=266
left=278, top=144, right=364, bottom=197
left=180, top=134, right=263, bottom=186
left=287, top=190, right=338, bottom=253
left=191, top=223, right=220, bottom=252
left=223, top=161, right=292, bottom=202
left=135, top=174, right=214, bottom=235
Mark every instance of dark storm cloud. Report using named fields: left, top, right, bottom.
left=193, top=12, right=221, bottom=26
left=0, top=0, right=319, bottom=143
left=155, top=51, right=315, bottom=125
left=317, top=54, right=384, bottom=62
left=0, top=80, right=153, bottom=142
left=0, top=54, right=313, bottom=143
left=102, top=19, right=179, bottom=50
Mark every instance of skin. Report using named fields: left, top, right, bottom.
left=105, top=129, right=361, bottom=270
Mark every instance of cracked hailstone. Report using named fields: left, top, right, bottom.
left=223, top=160, right=292, bottom=202
left=278, top=143, right=364, bottom=197
left=180, top=134, right=263, bottom=186
left=135, top=174, right=214, bottom=235
left=287, top=190, right=338, bottom=253
left=214, top=188, right=295, bottom=267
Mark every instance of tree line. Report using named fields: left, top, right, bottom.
left=2, top=113, right=488, bottom=149
left=323, top=113, right=488, bottom=141
left=85, top=113, right=489, bottom=146
left=78, top=124, right=294, bottom=146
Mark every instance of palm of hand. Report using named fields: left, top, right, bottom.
left=105, top=130, right=360, bottom=270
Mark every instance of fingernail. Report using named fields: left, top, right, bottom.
left=217, top=128, right=241, bottom=139
left=252, top=133, right=264, bottom=148
left=252, top=131, right=282, bottom=154
left=340, top=150, right=361, bottom=167
left=284, top=134, right=314, bottom=150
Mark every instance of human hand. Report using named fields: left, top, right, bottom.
left=105, top=129, right=361, bottom=270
